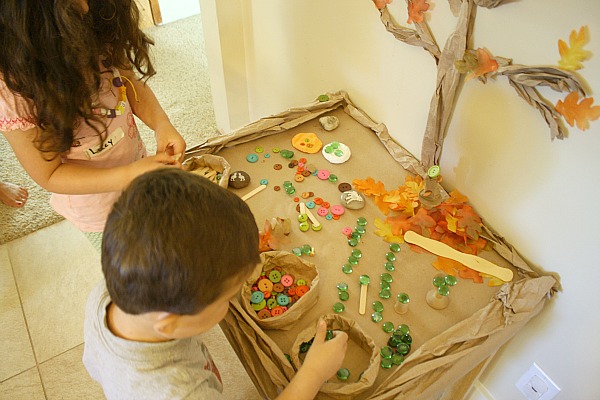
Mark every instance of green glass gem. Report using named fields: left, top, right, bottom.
left=372, top=301, right=384, bottom=312
left=371, top=311, right=383, bottom=323
left=292, top=247, right=302, bottom=256
left=348, top=255, right=359, bottom=265
left=400, top=333, right=413, bottom=344
left=389, top=243, right=401, bottom=252
left=380, top=346, right=394, bottom=359
left=397, top=342, right=411, bottom=355
left=380, top=273, right=393, bottom=283
left=326, top=330, right=335, bottom=341
left=380, top=281, right=391, bottom=291
left=445, top=275, right=458, bottom=286
left=324, top=146, right=334, bottom=154
left=388, top=334, right=403, bottom=348
left=351, top=249, right=362, bottom=258
left=338, top=291, right=349, bottom=301
left=299, top=342, right=311, bottom=353
left=348, top=238, right=359, bottom=247
left=359, top=275, right=371, bottom=285
left=433, top=275, right=446, bottom=287
left=331, top=141, right=340, bottom=149
left=281, top=150, right=294, bottom=159
left=285, top=186, right=296, bottom=195
left=382, top=322, right=395, bottom=333
left=356, top=226, right=366, bottom=234
left=333, top=302, right=345, bottom=313
left=341, top=264, right=353, bottom=274
left=350, top=231, right=362, bottom=239
left=379, top=289, right=392, bottom=299
left=328, top=174, right=338, bottom=182
left=381, top=358, right=394, bottom=369
left=392, top=354, right=405, bottom=365
left=337, top=282, right=348, bottom=291
left=282, top=181, right=293, bottom=188
left=301, top=244, right=312, bottom=255
left=384, top=261, right=395, bottom=271
left=356, top=217, right=367, bottom=226
left=438, top=285, right=450, bottom=296
left=334, top=149, right=344, bottom=157
left=385, top=252, right=396, bottom=262
left=285, top=353, right=292, bottom=363
left=397, top=324, right=410, bottom=336
left=397, top=293, right=410, bottom=304
left=337, top=367, right=350, bottom=381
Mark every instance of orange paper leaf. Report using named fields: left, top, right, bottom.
left=472, top=48, right=498, bottom=79
left=458, top=267, right=484, bottom=284
left=558, top=26, right=592, bottom=71
left=432, top=256, right=465, bottom=276
left=556, top=92, right=600, bottom=131
left=407, top=0, right=430, bottom=24
left=373, top=0, right=392, bottom=10
left=374, top=218, right=404, bottom=243
left=353, top=177, right=388, bottom=197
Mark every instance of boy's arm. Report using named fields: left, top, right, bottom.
left=2, top=127, right=179, bottom=194
left=120, top=69, right=186, bottom=157
left=276, top=319, right=349, bottom=400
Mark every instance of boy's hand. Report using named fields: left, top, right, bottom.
left=128, top=153, right=182, bottom=181
left=302, top=319, right=349, bottom=381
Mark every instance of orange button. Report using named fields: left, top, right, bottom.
left=257, top=309, right=272, bottom=319
left=271, top=306, right=285, bottom=317
left=263, top=290, right=271, bottom=299
left=299, top=158, right=307, bottom=163
left=273, top=283, right=284, bottom=292
left=296, top=285, right=310, bottom=297
left=314, top=198, right=323, bottom=205
left=287, top=288, right=296, bottom=296
left=257, top=278, right=273, bottom=292
left=294, top=174, right=304, bottom=182
left=301, top=192, right=310, bottom=199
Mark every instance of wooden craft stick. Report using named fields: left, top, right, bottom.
left=300, top=202, right=321, bottom=228
left=359, top=284, right=368, bottom=315
left=242, top=184, right=267, bottom=202
left=404, top=230, right=514, bottom=282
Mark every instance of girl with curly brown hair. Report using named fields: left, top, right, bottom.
left=0, top=0, right=186, bottom=232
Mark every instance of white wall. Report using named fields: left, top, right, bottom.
left=157, top=0, right=199, bottom=24
left=202, top=0, right=600, bottom=398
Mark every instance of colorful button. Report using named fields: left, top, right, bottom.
left=257, top=309, right=272, bottom=319
left=330, top=205, right=345, bottom=216
left=298, top=213, right=308, bottom=222
left=317, top=170, right=330, bottom=180
left=338, top=182, right=352, bottom=192
left=273, top=164, right=283, bottom=170
left=299, top=222, right=309, bottom=231
left=257, top=278, right=273, bottom=292
left=296, top=279, right=306, bottom=286
left=273, top=283, right=285, bottom=293
left=246, top=154, right=258, bottom=163
left=276, top=294, right=290, bottom=306
left=272, top=147, right=280, bottom=153
left=325, top=214, right=333, bottom=220
left=296, top=285, right=310, bottom=297
left=311, top=223, right=323, bottom=231
left=281, top=274, right=294, bottom=287
left=254, top=146, right=264, bottom=153
left=260, top=179, right=269, bottom=185
left=250, top=291, right=265, bottom=304
left=271, top=306, right=285, bottom=316
left=251, top=299, right=267, bottom=311
left=306, top=201, right=316, bottom=209
left=294, top=174, right=304, bottom=182
left=342, top=227, right=353, bottom=236
left=269, top=270, right=282, bottom=283
left=267, top=298, right=278, bottom=309
left=317, top=207, right=328, bottom=216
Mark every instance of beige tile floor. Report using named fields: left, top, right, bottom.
left=0, top=220, right=260, bottom=400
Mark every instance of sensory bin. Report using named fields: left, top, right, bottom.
left=189, top=92, right=558, bottom=399
left=241, top=251, right=320, bottom=330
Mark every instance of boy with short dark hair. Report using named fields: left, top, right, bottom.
left=83, top=168, right=348, bottom=399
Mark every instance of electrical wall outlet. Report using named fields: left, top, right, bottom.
left=516, top=363, right=561, bottom=400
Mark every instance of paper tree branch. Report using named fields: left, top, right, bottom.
left=379, top=6, right=441, bottom=60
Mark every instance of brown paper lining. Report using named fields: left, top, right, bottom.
left=182, top=154, right=231, bottom=188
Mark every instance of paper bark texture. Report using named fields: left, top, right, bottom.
left=187, top=93, right=557, bottom=399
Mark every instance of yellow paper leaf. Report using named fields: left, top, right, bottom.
left=558, top=26, right=592, bottom=71
left=374, top=218, right=404, bottom=243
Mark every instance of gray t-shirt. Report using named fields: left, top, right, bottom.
left=83, top=282, right=224, bottom=399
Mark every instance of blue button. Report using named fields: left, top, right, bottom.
left=246, top=154, right=259, bottom=163
left=306, top=201, right=316, bottom=209
left=260, top=179, right=269, bottom=185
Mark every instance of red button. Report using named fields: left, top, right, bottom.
left=271, top=306, right=285, bottom=316
left=296, top=285, right=310, bottom=297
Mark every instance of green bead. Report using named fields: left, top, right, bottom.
left=285, top=187, right=296, bottom=195
left=397, top=293, right=410, bottom=304
left=380, top=273, right=393, bottom=283
left=348, top=238, right=359, bottom=247
left=380, top=346, right=394, bottom=359
left=299, top=342, right=311, bottom=353
left=379, top=289, right=391, bottom=299
left=356, top=217, right=367, bottom=226
left=438, top=285, right=450, bottom=296
left=348, top=255, right=359, bottom=265
left=337, top=282, right=348, bottom=291
left=359, top=275, right=371, bottom=285
left=381, top=358, right=394, bottom=369
left=338, top=291, right=349, bottom=301
left=388, top=334, right=403, bottom=348
left=433, top=275, right=446, bottom=287
left=384, top=261, right=395, bottom=271
left=336, top=367, right=350, bottom=381
left=331, top=141, right=340, bottom=148
left=445, top=275, right=458, bottom=286
left=372, top=301, right=384, bottom=312
left=351, top=249, right=362, bottom=258
left=385, top=252, right=396, bottom=262
left=389, top=243, right=401, bottom=252
left=382, top=322, right=395, bottom=333
left=285, top=353, right=292, bottom=363
left=392, top=354, right=405, bottom=365
left=350, top=231, right=362, bottom=239
left=397, top=324, right=410, bottom=336
left=341, top=264, right=353, bottom=274
left=328, top=174, right=338, bottom=182
left=401, top=334, right=412, bottom=344
left=333, top=302, right=345, bottom=313
left=371, top=312, right=383, bottom=323
left=282, top=181, right=293, bottom=188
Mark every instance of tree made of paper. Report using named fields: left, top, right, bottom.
left=372, top=0, right=599, bottom=169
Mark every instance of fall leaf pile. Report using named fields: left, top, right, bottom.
left=354, top=175, right=507, bottom=286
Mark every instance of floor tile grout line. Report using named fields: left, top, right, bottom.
left=7, top=245, right=49, bottom=399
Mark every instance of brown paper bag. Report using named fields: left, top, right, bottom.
left=290, top=314, right=380, bottom=399
left=241, top=251, right=320, bottom=330
left=182, top=154, right=231, bottom=188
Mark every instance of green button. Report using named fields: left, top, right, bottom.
left=384, top=261, right=395, bottom=271
left=269, top=270, right=282, bottom=283
left=297, top=213, right=308, bottom=222
left=380, top=273, right=393, bottom=283
left=272, top=147, right=280, bottom=153
left=389, top=242, right=401, bottom=252
left=251, top=299, right=266, bottom=311
left=337, top=282, right=348, bottom=291
left=296, top=279, right=306, bottom=286
left=382, top=322, right=395, bottom=333
left=371, top=312, right=383, bottom=323
left=333, top=302, right=345, bottom=313
left=337, top=367, right=350, bottom=381
left=280, top=149, right=294, bottom=159
left=299, top=222, right=309, bottom=231
left=380, top=346, right=394, bottom=359
left=372, top=301, right=384, bottom=312
left=311, top=223, right=323, bottom=231
left=246, top=154, right=258, bottom=163
left=427, top=165, right=440, bottom=179
left=267, top=298, right=278, bottom=309
left=359, top=275, right=370, bottom=285
left=386, top=252, right=396, bottom=262
left=338, top=291, right=349, bottom=301
left=342, top=264, right=353, bottom=274
left=254, top=146, right=264, bottom=153
left=318, top=94, right=330, bottom=102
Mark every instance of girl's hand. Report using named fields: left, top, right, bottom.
left=155, top=121, right=186, bottom=160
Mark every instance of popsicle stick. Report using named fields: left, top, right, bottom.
left=242, top=184, right=267, bottom=201
left=404, top=230, right=513, bottom=282
left=359, top=284, right=368, bottom=315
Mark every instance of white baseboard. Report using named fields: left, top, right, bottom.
left=465, top=379, right=495, bottom=400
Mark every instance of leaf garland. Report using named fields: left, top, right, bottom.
left=555, top=92, right=600, bottom=131
left=558, top=26, right=592, bottom=71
